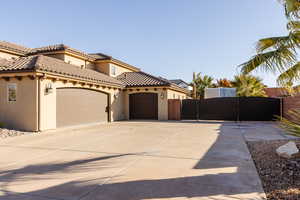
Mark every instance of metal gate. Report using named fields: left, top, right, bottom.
left=239, top=97, right=281, bottom=121
left=181, top=97, right=280, bottom=121
left=181, top=99, right=199, bottom=119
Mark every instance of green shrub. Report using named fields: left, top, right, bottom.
left=0, top=122, right=4, bottom=128
left=279, top=109, right=300, bottom=137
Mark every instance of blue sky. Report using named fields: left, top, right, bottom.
left=0, top=0, right=289, bottom=86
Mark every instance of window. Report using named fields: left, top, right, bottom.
left=7, top=83, right=17, bottom=102
left=111, top=65, right=116, bottom=76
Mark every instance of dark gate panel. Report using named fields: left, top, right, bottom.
left=181, top=97, right=281, bottom=121
left=129, top=93, right=158, bottom=120
left=239, top=97, right=280, bottom=121
left=199, top=98, right=238, bottom=120
left=181, top=100, right=199, bottom=119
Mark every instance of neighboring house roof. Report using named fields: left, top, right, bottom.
left=169, top=79, right=189, bottom=86
left=0, top=41, right=31, bottom=55
left=0, top=55, right=124, bottom=87
left=117, top=72, right=189, bottom=93
left=28, top=44, right=96, bottom=61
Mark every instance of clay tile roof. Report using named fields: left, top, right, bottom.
left=117, top=71, right=171, bottom=87
left=0, top=55, right=123, bottom=87
left=89, top=53, right=111, bottom=60
left=28, top=44, right=96, bottom=60
left=0, top=41, right=31, bottom=55
left=117, top=72, right=190, bottom=94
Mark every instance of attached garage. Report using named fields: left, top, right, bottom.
left=56, top=88, right=108, bottom=128
left=129, top=93, right=158, bottom=120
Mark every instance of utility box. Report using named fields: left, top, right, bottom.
left=205, top=88, right=236, bottom=99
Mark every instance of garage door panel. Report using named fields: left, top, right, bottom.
left=56, top=88, right=108, bottom=128
left=129, top=93, right=158, bottom=120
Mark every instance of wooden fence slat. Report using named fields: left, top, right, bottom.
left=168, top=99, right=181, bottom=120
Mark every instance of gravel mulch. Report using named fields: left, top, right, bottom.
left=0, top=128, right=33, bottom=139
left=247, top=139, right=300, bottom=200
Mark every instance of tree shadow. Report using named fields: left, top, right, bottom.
left=193, top=123, right=251, bottom=169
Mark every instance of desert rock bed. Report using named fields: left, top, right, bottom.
left=247, top=139, right=300, bottom=200
left=0, top=128, right=32, bottom=138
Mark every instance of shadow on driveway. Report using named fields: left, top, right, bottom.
left=0, top=122, right=266, bottom=200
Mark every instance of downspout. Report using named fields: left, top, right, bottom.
left=37, top=76, right=41, bottom=131
left=37, top=74, right=45, bottom=132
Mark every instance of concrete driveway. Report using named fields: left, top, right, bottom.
left=0, top=121, right=285, bottom=200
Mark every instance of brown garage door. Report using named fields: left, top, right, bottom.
left=56, top=88, right=108, bottom=128
left=129, top=93, right=158, bottom=120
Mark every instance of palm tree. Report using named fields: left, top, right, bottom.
left=232, top=74, right=267, bottom=97
left=240, top=0, right=300, bottom=85
left=191, top=73, right=214, bottom=99
left=216, top=78, right=233, bottom=88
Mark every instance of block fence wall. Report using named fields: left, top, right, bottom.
left=283, top=95, right=300, bottom=121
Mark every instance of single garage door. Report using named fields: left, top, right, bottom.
left=56, top=88, right=108, bottom=128
left=129, top=93, right=158, bottom=120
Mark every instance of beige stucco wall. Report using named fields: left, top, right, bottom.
left=124, top=88, right=168, bottom=120
left=46, top=54, right=96, bottom=70
left=64, top=54, right=85, bottom=67
left=47, top=54, right=65, bottom=61
left=109, top=63, right=133, bottom=77
left=95, top=62, right=134, bottom=77
left=167, top=89, right=187, bottom=100
left=95, top=62, right=110, bottom=75
left=86, top=61, right=95, bottom=70
left=39, top=78, right=125, bottom=131
left=0, top=51, right=20, bottom=60
left=0, top=77, right=38, bottom=131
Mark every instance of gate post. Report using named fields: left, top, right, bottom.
left=197, top=99, right=200, bottom=120
left=236, top=97, right=240, bottom=122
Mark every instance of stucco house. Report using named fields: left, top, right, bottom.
left=0, top=41, right=189, bottom=131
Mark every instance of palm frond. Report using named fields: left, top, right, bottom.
left=240, top=46, right=296, bottom=74
left=277, top=62, right=300, bottom=84
left=287, top=20, right=300, bottom=31
left=233, top=74, right=266, bottom=97
left=256, top=33, right=300, bottom=52
left=279, top=0, right=300, bottom=18
left=279, top=108, right=300, bottom=137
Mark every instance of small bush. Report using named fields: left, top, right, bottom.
left=0, top=122, right=4, bottom=128
left=279, top=109, right=300, bottom=137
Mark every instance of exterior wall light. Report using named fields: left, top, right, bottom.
left=114, top=91, right=119, bottom=99
left=160, top=92, right=165, bottom=99
left=45, top=83, right=53, bottom=95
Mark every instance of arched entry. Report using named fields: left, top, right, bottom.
left=129, top=93, right=158, bottom=120
left=56, top=88, right=108, bottom=128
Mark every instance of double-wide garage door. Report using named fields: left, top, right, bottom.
left=56, top=88, right=108, bottom=128
left=129, top=93, right=158, bottom=120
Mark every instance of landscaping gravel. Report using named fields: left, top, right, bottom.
left=0, top=128, right=33, bottom=138
left=247, top=139, right=300, bottom=200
